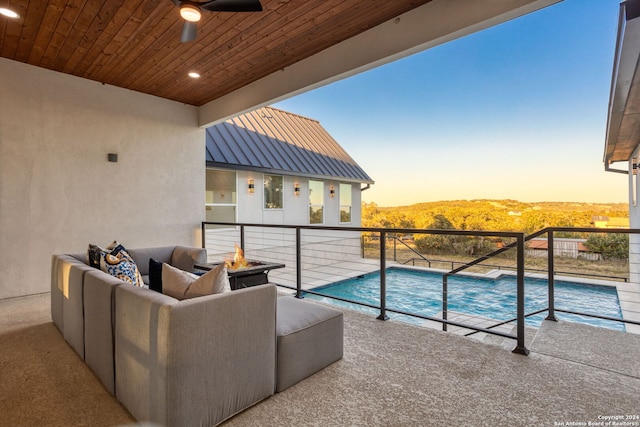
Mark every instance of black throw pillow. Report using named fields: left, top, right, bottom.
left=149, top=258, right=163, bottom=293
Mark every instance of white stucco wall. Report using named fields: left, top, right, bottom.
left=629, top=156, right=640, bottom=283
left=0, top=58, right=204, bottom=299
left=234, top=171, right=363, bottom=226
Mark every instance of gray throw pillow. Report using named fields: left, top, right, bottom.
left=162, top=263, right=231, bottom=300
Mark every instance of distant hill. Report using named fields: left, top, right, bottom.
left=362, top=199, right=628, bottom=233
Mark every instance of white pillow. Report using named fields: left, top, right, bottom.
left=162, top=263, right=231, bottom=300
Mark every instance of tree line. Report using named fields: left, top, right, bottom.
left=362, top=200, right=630, bottom=259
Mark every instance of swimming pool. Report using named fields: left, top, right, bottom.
left=306, top=267, right=625, bottom=331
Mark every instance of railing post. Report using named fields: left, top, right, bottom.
left=442, top=275, right=448, bottom=332
left=546, top=230, right=557, bottom=321
left=201, top=222, right=206, bottom=249
left=512, top=234, right=530, bottom=355
left=296, top=227, right=302, bottom=299
left=240, top=225, right=245, bottom=252
left=393, top=235, right=397, bottom=262
left=377, top=231, right=388, bottom=320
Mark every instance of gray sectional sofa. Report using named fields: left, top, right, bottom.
left=50, top=246, right=208, bottom=394
left=50, top=245, right=343, bottom=427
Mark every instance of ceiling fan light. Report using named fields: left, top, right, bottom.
left=180, top=4, right=201, bottom=22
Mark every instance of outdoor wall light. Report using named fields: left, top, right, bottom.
left=180, top=4, right=201, bottom=22
left=108, top=153, right=118, bottom=163
left=294, top=183, right=300, bottom=196
left=248, top=179, right=255, bottom=193
left=329, top=185, right=335, bottom=198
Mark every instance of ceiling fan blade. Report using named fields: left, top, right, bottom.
left=181, top=21, right=197, bottom=43
left=201, top=0, right=262, bottom=12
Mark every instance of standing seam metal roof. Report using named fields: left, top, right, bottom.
left=205, top=107, right=374, bottom=184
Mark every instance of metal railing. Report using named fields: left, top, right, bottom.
left=541, top=227, right=637, bottom=325
left=202, top=222, right=640, bottom=356
left=443, top=227, right=640, bottom=346
left=398, top=257, right=628, bottom=282
left=389, top=235, right=431, bottom=265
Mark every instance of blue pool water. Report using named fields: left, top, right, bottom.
left=306, top=267, right=625, bottom=331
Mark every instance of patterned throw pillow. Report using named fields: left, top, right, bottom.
left=88, top=241, right=144, bottom=287
left=88, top=241, right=119, bottom=269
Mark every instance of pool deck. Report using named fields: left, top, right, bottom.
left=224, top=306, right=640, bottom=426
left=2, top=293, right=639, bottom=426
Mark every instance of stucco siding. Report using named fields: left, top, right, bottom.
left=629, top=157, right=640, bottom=283
left=0, top=58, right=204, bottom=299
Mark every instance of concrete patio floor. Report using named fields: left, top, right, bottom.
left=223, top=306, right=640, bottom=426
left=1, top=293, right=638, bottom=427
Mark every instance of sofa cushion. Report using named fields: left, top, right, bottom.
left=114, top=283, right=277, bottom=426
left=171, top=246, right=208, bottom=272
left=276, top=297, right=344, bottom=392
left=162, top=263, right=230, bottom=300
left=83, top=269, right=123, bottom=395
left=128, top=246, right=175, bottom=276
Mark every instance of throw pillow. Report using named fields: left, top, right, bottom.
left=184, top=263, right=231, bottom=299
left=88, top=241, right=144, bottom=287
left=161, top=263, right=200, bottom=299
left=162, top=263, right=230, bottom=300
left=88, top=241, right=119, bottom=268
left=149, top=258, right=163, bottom=293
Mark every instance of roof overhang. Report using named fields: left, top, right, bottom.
left=604, top=0, right=640, bottom=172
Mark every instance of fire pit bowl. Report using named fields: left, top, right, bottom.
left=194, top=260, right=285, bottom=290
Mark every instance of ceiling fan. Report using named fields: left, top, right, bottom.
left=174, top=0, right=263, bottom=43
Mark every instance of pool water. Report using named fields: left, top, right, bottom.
left=306, top=267, right=625, bottom=331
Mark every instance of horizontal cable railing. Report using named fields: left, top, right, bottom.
left=444, top=227, right=640, bottom=339
left=399, top=258, right=628, bottom=282
left=202, top=222, right=640, bottom=355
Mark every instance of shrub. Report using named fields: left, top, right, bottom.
left=584, top=233, right=629, bottom=260
left=414, top=214, right=497, bottom=257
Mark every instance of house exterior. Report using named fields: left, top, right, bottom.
left=0, top=1, right=559, bottom=301
left=526, top=238, right=601, bottom=261
left=205, top=107, right=374, bottom=227
left=604, top=0, right=640, bottom=282
left=592, top=216, right=630, bottom=229
left=203, top=107, right=374, bottom=262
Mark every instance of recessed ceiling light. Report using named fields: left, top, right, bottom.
left=188, top=72, right=201, bottom=78
left=0, top=7, right=19, bottom=18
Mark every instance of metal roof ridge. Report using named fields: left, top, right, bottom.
left=263, top=106, right=321, bottom=124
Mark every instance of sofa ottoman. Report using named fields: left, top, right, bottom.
left=276, top=296, right=343, bottom=392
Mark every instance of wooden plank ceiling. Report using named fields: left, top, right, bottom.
left=0, top=0, right=432, bottom=106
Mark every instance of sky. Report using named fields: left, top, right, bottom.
left=273, top=0, right=628, bottom=207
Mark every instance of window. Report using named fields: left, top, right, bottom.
left=309, top=180, right=324, bottom=224
left=264, top=175, right=283, bottom=209
left=339, top=183, right=352, bottom=223
left=205, top=169, right=237, bottom=226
